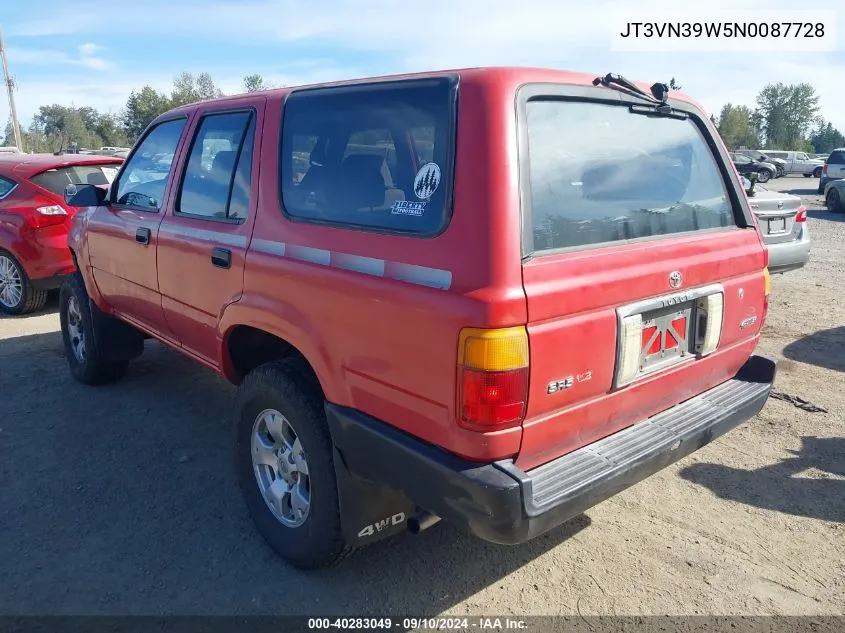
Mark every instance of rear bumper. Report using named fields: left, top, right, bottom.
left=766, top=224, right=811, bottom=274
left=327, top=355, right=777, bottom=545
left=30, top=271, right=72, bottom=291
left=9, top=224, right=75, bottom=283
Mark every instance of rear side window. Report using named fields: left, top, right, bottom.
left=30, top=163, right=120, bottom=196
left=177, top=110, right=255, bottom=221
left=826, top=151, right=845, bottom=165
left=280, top=78, right=456, bottom=236
left=523, top=99, right=734, bottom=254
left=0, top=175, right=15, bottom=198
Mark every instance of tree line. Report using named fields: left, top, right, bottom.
left=2, top=72, right=277, bottom=153
left=714, top=81, right=844, bottom=154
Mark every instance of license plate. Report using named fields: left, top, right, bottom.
left=768, top=217, right=786, bottom=234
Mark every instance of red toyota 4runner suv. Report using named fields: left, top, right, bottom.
left=60, top=68, right=776, bottom=569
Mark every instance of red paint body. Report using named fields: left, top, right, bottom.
left=0, top=154, right=124, bottom=284
left=67, top=67, right=768, bottom=469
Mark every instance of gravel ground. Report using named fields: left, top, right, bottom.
left=1, top=176, right=842, bottom=617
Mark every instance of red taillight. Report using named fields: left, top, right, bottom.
left=823, top=164, right=829, bottom=176
left=460, top=367, right=529, bottom=430
left=795, top=206, right=807, bottom=223
left=457, top=327, right=530, bottom=431
left=26, top=202, right=68, bottom=229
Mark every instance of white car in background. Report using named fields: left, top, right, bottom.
left=818, top=148, right=845, bottom=194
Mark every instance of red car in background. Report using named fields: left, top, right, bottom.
left=0, top=153, right=123, bottom=314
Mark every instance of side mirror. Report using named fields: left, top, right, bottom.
left=64, top=183, right=108, bottom=207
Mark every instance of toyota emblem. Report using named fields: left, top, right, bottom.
left=668, top=271, right=683, bottom=289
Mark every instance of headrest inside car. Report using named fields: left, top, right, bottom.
left=334, top=153, right=386, bottom=209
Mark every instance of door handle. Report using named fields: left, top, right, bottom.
left=135, top=227, right=151, bottom=245
left=211, top=247, right=232, bottom=269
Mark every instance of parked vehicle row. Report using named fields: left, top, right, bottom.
left=735, top=150, right=786, bottom=178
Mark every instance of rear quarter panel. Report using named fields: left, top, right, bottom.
left=221, top=76, right=529, bottom=461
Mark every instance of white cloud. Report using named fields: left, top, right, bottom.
left=3, top=0, right=845, bottom=133
left=6, top=42, right=114, bottom=74
left=77, top=42, right=102, bottom=56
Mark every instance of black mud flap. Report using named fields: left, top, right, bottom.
left=332, top=446, right=415, bottom=547
left=88, top=298, right=146, bottom=363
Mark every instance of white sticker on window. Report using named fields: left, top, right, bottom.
left=101, top=166, right=118, bottom=183
left=413, top=162, right=441, bottom=200
left=391, top=200, right=427, bottom=216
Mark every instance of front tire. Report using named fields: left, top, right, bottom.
left=60, top=273, right=129, bottom=385
left=0, top=250, right=48, bottom=315
left=813, top=167, right=823, bottom=179
left=236, top=357, right=352, bottom=569
left=757, top=169, right=772, bottom=183
left=827, top=188, right=843, bottom=213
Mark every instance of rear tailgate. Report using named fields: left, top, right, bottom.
left=825, top=150, right=845, bottom=180
left=515, top=87, right=767, bottom=471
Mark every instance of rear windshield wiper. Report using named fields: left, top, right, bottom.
left=592, top=73, right=687, bottom=119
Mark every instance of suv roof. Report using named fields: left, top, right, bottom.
left=164, top=65, right=701, bottom=114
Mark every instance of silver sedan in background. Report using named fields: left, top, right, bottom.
left=742, top=176, right=811, bottom=274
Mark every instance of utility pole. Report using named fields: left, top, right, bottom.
left=0, top=28, right=23, bottom=150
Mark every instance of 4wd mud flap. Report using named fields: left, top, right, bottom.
left=332, top=445, right=416, bottom=547
left=87, top=297, right=145, bottom=364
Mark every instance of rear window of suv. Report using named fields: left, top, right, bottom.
left=826, top=150, right=845, bottom=164
left=280, top=77, right=456, bottom=236
left=30, top=163, right=120, bottom=196
left=522, top=99, right=735, bottom=254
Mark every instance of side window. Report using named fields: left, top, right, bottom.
left=177, top=111, right=254, bottom=220
left=113, top=118, right=186, bottom=211
left=733, top=154, right=751, bottom=165
left=0, top=175, right=16, bottom=198
left=280, top=78, right=456, bottom=236
left=343, top=129, right=397, bottom=188
left=797, top=153, right=809, bottom=161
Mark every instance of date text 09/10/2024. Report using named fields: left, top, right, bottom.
left=307, top=617, right=529, bottom=630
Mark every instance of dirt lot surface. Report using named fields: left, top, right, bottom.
left=1, top=175, right=843, bottom=617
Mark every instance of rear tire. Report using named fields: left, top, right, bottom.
left=59, top=273, right=129, bottom=385
left=0, top=250, right=48, bottom=315
left=826, top=188, right=843, bottom=213
left=236, top=357, right=353, bottom=569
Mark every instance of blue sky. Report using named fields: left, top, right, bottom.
left=2, top=0, right=844, bottom=133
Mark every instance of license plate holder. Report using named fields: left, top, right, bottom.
left=638, top=303, right=695, bottom=375
left=768, top=217, right=787, bottom=234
